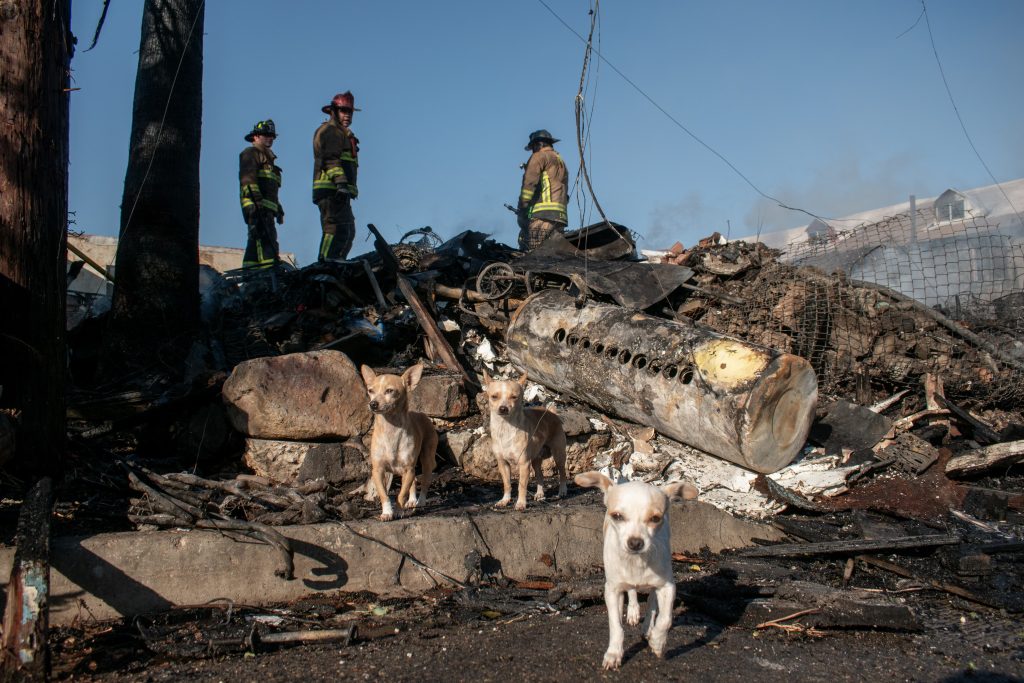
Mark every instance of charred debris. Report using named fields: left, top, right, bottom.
left=9, top=221, right=1024, bottom=670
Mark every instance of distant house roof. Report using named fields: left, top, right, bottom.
left=737, top=178, right=1024, bottom=250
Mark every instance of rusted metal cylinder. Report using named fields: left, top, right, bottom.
left=506, top=290, right=817, bottom=473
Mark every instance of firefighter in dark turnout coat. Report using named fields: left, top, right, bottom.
left=239, top=119, right=284, bottom=269
left=517, top=129, right=568, bottom=250
left=312, top=92, right=360, bottom=261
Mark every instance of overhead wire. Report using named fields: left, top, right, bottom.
left=919, top=0, right=1023, bottom=228
left=536, top=0, right=835, bottom=226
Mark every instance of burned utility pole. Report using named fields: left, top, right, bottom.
left=0, top=0, right=74, bottom=478
left=105, top=0, right=205, bottom=377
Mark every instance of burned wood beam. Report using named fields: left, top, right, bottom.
left=1, top=478, right=53, bottom=682
left=734, top=533, right=960, bottom=558
left=945, top=439, right=1024, bottom=477
left=934, top=395, right=1001, bottom=445
left=856, top=555, right=1007, bottom=611
left=366, top=223, right=472, bottom=386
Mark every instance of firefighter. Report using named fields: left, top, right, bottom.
left=516, top=129, right=568, bottom=250
left=239, top=119, right=284, bottom=269
left=312, top=91, right=360, bottom=261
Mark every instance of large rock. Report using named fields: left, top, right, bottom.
left=409, top=371, right=470, bottom=418
left=243, top=438, right=369, bottom=485
left=459, top=431, right=611, bottom=481
left=222, top=350, right=371, bottom=440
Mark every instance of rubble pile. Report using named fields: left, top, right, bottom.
left=666, top=240, right=1024, bottom=407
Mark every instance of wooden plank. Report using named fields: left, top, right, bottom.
left=945, top=439, right=1024, bottom=477
left=1, top=478, right=53, bottom=682
left=366, top=223, right=471, bottom=386
left=734, top=533, right=960, bottom=558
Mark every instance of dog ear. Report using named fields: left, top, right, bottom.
left=517, top=373, right=528, bottom=388
left=360, top=365, right=377, bottom=387
left=574, top=471, right=613, bottom=492
left=663, top=481, right=699, bottom=501
left=482, top=369, right=492, bottom=389
left=403, top=363, right=424, bottom=391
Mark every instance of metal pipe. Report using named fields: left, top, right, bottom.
left=506, top=290, right=817, bottom=473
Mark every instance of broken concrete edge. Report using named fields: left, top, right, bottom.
left=0, top=501, right=780, bottom=627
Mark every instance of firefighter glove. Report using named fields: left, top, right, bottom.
left=276, top=209, right=285, bottom=225
left=243, top=204, right=258, bottom=223
left=334, top=185, right=352, bottom=199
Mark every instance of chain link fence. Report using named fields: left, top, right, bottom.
left=683, top=212, right=1024, bottom=407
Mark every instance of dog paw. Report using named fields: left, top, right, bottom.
left=494, top=498, right=511, bottom=508
left=558, top=485, right=567, bottom=498
left=533, top=491, right=545, bottom=502
left=648, top=632, right=667, bottom=658
left=379, top=512, right=394, bottom=522
left=514, top=500, right=527, bottom=511
left=602, top=650, right=623, bottom=670
left=626, top=603, right=641, bottom=626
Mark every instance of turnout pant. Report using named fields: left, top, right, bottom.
left=518, top=217, right=564, bottom=251
left=317, top=195, right=356, bottom=261
left=242, top=211, right=280, bottom=269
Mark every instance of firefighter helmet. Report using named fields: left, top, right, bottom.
left=525, top=129, right=559, bottom=150
left=244, top=119, right=277, bottom=142
left=322, top=91, right=361, bottom=114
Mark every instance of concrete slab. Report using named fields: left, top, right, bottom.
left=0, top=502, right=781, bottom=626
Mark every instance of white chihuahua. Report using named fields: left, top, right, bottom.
left=360, top=364, right=438, bottom=521
left=575, top=471, right=698, bottom=670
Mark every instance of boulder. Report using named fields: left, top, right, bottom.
left=222, top=350, right=371, bottom=440
left=243, top=437, right=369, bottom=485
left=409, top=371, right=470, bottom=418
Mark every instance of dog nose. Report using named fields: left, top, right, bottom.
left=626, top=537, right=645, bottom=552
left=498, top=406, right=509, bottom=415
left=369, top=401, right=379, bottom=410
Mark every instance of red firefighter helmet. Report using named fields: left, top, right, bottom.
left=321, top=91, right=361, bottom=114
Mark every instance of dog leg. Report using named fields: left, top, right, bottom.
left=371, top=464, right=394, bottom=521
left=416, top=439, right=437, bottom=508
left=642, top=591, right=656, bottom=636
left=603, top=585, right=625, bottom=670
left=494, top=457, right=512, bottom=508
left=531, top=459, right=545, bottom=502
left=626, top=589, right=641, bottom=626
left=515, top=460, right=532, bottom=510
left=553, top=432, right=568, bottom=498
left=397, top=468, right=417, bottom=511
left=647, top=583, right=676, bottom=658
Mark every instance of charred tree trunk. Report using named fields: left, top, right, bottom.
left=106, top=0, right=204, bottom=376
left=0, top=0, right=73, bottom=478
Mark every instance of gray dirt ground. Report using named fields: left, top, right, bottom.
left=56, top=575, right=1024, bottom=683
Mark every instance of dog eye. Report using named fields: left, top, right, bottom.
left=610, top=512, right=624, bottom=521
left=648, top=514, right=662, bottom=524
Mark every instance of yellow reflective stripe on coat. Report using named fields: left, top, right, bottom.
left=531, top=201, right=566, bottom=213
left=520, top=188, right=535, bottom=202
left=340, top=152, right=358, bottom=164
left=260, top=199, right=279, bottom=212
left=540, top=171, right=553, bottom=203
left=257, top=169, right=282, bottom=184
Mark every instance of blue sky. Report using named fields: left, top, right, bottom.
left=69, top=0, right=1024, bottom=266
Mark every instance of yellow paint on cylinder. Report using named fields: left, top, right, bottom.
left=692, top=339, right=770, bottom=390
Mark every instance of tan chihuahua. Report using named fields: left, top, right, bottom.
left=483, top=371, right=567, bottom=511
left=360, top=364, right=438, bottom=521
left=575, top=471, right=698, bottom=670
